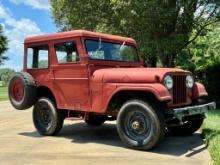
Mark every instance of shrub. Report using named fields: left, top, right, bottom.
left=196, top=62, right=220, bottom=106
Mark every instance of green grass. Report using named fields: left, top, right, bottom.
left=202, top=110, right=220, bottom=165
left=0, top=86, right=8, bottom=101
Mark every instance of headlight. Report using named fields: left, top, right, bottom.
left=164, top=75, right=173, bottom=90
left=186, top=75, right=194, bottom=88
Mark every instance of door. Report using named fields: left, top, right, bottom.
left=51, top=39, right=89, bottom=111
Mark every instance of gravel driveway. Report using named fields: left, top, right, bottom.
left=0, top=101, right=212, bottom=165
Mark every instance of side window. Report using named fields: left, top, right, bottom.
left=27, top=45, right=49, bottom=69
left=54, top=41, right=79, bottom=63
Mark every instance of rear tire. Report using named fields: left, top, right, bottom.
left=168, top=118, right=204, bottom=135
left=117, top=99, right=165, bottom=150
left=33, top=97, right=64, bottom=136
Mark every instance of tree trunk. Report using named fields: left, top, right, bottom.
left=150, top=56, right=157, bottom=67
left=169, top=53, right=176, bottom=68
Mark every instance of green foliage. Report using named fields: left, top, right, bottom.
left=177, top=24, right=220, bottom=104
left=178, top=25, right=220, bottom=71
left=0, top=68, right=15, bottom=85
left=199, top=63, right=220, bottom=104
left=0, top=24, right=8, bottom=65
left=202, top=110, right=220, bottom=165
left=51, top=0, right=220, bottom=67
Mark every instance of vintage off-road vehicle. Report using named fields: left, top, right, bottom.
left=8, top=30, right=216, bottom=150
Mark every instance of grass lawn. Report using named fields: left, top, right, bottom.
left=0, top=86, right=8, bottom=101
left=202, top=110, right=220, bottom=165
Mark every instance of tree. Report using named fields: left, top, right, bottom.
left=0, top=24, right=8, bottom=65
left=176, top=23, right=220, bottom=104
left=0, top=68, right=15, bottom=85
left=51, top=0, right=220, bottom=67
left=177, top=23, right=220, bottom=72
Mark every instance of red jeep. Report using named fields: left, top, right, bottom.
left=8, top=30, right=216, bottom=150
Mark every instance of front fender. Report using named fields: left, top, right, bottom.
left=193, top=82, right=208, bottom=99
left=91, top=83, right=171, bottom=113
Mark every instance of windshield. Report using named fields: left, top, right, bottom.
left=85, top=40, right=139, bottom=62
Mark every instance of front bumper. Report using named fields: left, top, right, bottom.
left=166, top=102, right=216, bottom=121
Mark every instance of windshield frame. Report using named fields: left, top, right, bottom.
left=84, top=38, right=140, bottom=63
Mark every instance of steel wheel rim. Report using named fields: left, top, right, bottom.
left=124, top=110, right=151, bottom=141
left=11, top=79, right=24, bottom=102
left=36, top=102, right=52, bottom=128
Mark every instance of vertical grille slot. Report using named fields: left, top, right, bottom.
left=172, top=75, right=187, bottom=105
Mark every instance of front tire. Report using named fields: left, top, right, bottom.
left=33, top=97, right=64, bottom=136
left=117, top=100, right=165, bottom=150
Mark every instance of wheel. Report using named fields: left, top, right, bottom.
left=168, top=118, right=204, bottom=135
left=33, top=97, right=64, bottom=136
left=8, top=72, right=36, bottom=110
left=117, top=99, right=165, bottom=150
left=85, top=115, right=106, bottom=126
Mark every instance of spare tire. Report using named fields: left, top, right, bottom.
left=8, top=72, right=36, bottom=110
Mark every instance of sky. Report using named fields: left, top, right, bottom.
left=0, top=0, right=57, bottom=71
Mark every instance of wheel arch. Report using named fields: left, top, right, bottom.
left=106, top=87, right=171, bottom=114
left=36, top=86, right=57, bottom=106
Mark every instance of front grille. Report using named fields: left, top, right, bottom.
left=172, top=75, right=187, bottom=105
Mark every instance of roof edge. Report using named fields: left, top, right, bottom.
left=24, top=30, right=136, bottom=44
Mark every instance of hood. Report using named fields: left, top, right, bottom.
left=92, top=68, right=190, bottom=83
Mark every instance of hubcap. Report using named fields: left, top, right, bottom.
left=131, top=121, right=140, bottom=130
left=37, top=103, right=52, bottom=127
left=11, top=79, right=24, bottom=102
left=124, top=110, right=151, bottom=140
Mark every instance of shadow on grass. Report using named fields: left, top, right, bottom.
left=202, top=129, right=220, bottom=165
left=207, top=109, right=220, bottom=116
left=19, top=121, right=208, bottom=157
left=202, top=128, right=220, bottom=143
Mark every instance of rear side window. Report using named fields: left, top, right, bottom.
left=27, top=45, right=49, bottom=69
left=54, top=41, right=79, bottom=63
